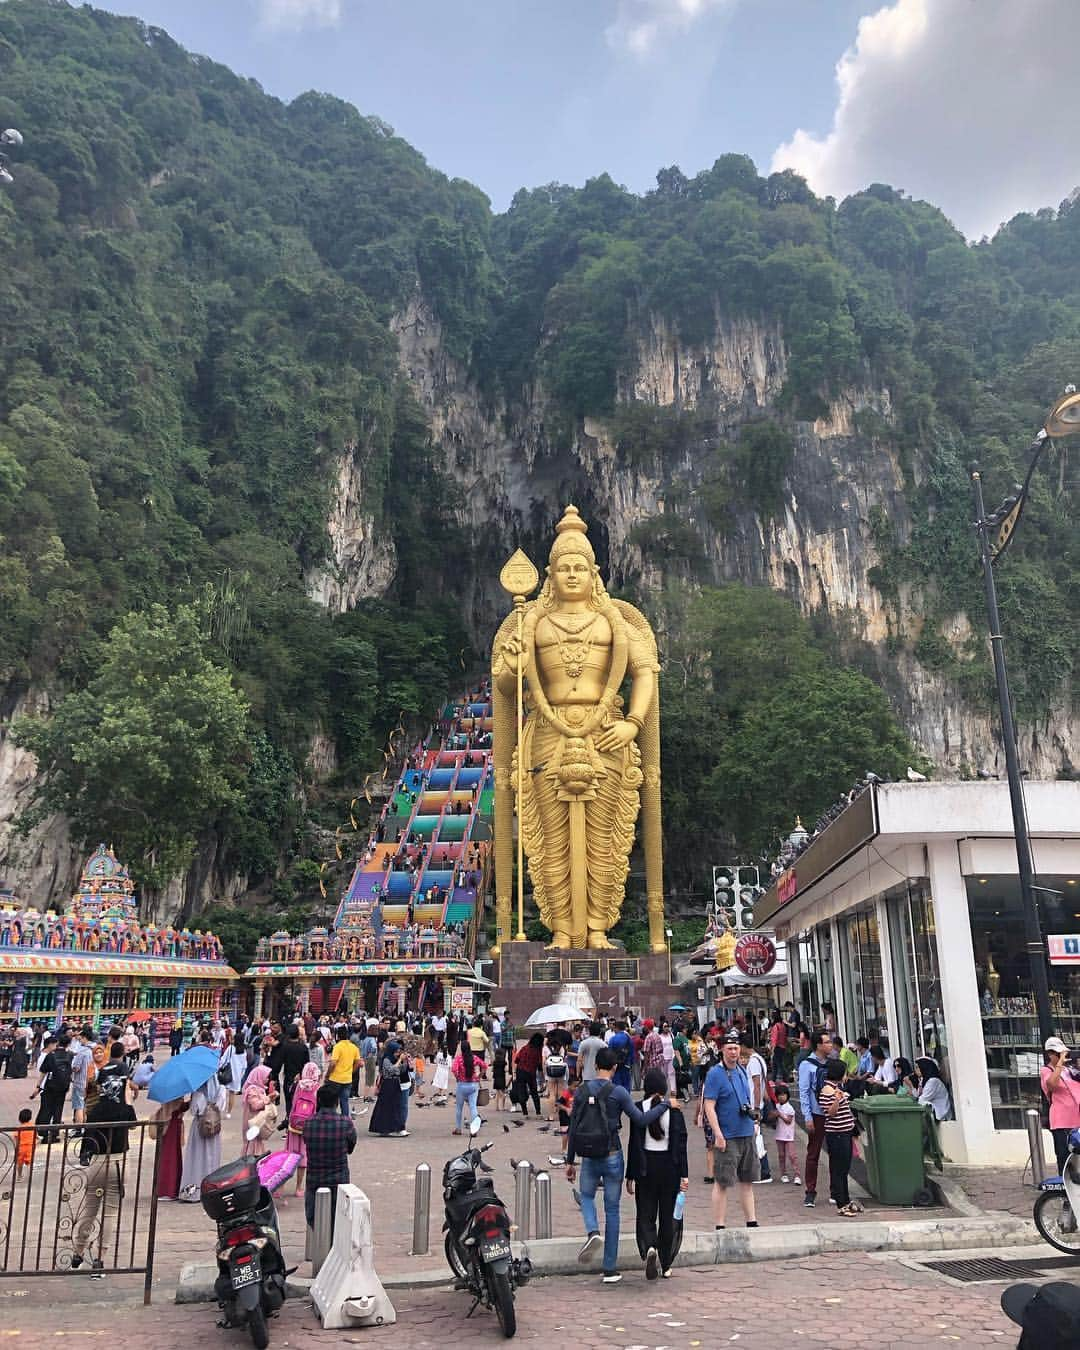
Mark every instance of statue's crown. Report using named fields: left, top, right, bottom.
left=550, top=505, right=595, bottom=563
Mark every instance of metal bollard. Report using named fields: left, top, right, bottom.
left=533, top=1170, right=552, bottom=1240
left=1026, top=1108, right=1048, bottom=1185
left=410, top=1162, right=431, bottom=1256
left=311, top=1185, right=333, bottom=1275
left=514, top=1160, right=533, bottom=1241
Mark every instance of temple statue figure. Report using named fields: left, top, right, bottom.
left=491, top=505, right=665, bottom=952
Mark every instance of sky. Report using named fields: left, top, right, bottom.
left=90, top=0, right=1080, bottom=239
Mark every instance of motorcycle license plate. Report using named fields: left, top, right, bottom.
left=480, top=1237, right=511, bottom=1262
left=231, top=1256, right=261, bottom=1289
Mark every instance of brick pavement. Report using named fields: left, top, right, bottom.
left=0, top=1251, right=1032, bottom=1348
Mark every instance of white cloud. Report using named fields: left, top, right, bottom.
left=772, top=0, right=1080, bottom=239
left=606, top=0, right=735, bottom=57
left=256, top=0, right=343, bottom=32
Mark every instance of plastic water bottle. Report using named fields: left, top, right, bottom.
left=673, top=1192, right=685, bottom=1221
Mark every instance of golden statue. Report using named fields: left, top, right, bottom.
left=491, top=506, right=665, bottom=953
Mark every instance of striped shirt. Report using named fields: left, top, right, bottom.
left=821, top=1083, right=856, bottom=1133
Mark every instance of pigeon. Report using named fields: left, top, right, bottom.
left=537, top=1124, right=552, bottom=1133
left=511, top=1118, right=525, bottom=1128
left=503, top=1123, right=511, bottom=1133
left=906, top=766, right=928, bottom=782
left=977, top=768, right=998, bottom=780
left=547, top=1155, right=565, bottom=1166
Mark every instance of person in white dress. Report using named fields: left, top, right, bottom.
left=432, top=1048, right=451, bottom=1105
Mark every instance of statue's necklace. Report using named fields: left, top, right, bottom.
left=547, top=613, right=601, bottom=683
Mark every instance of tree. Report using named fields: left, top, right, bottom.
left=13, top=604, right=251, bottom=888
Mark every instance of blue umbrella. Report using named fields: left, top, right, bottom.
left=147, top=1045, right=221, bottom=1103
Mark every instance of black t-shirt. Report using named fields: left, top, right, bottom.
left=39, top=1049, right=72, bottom=1094
left=282, top=1039, right=310, bottom=1081
left=81, top=1097, right=136, bottom=1161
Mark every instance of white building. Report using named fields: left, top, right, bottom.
left=754, top=780, right=1080, bottom=1166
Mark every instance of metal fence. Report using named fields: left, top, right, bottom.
left=0, top=1120, right=162, bottom=1302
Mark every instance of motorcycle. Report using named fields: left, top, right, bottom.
left=442, top=1115, right=531, bottom=1339
left=1034, top=1125, right=1080, bottom=1254
left=199, top=1149, right=292, bottom=1348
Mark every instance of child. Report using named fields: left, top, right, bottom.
left=432, top=1047, right=451, bottom=1106
left=820, top=1059, right=861, bottom=1215
left=547, top=1088, right=574, bottom=1167
left=15, top=1108, right=35, bottom=1179
left=492, top=1045, right=508, bottom=1112
left=773, top=1084, right=799, bottom=1184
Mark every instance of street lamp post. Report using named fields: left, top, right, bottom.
left=665, top=926, right=673, bottom=987
left=969, top=387, right=1080, bottom=1047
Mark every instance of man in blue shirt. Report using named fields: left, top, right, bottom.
left=566, top=1047, right=670, bottom=1284
left=702, top=1031, right=760, bottom=1229
left=798, top=1031, right=833, bottom=1208
left=606, top=1020, right=634, bottom=1092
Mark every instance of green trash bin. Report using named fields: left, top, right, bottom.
left=851, top=1095, right=929, bottom=1205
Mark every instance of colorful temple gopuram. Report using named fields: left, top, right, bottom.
left=0, top=844, right=239, bottom=1034
left=244, top=684, right=494, bottom=1019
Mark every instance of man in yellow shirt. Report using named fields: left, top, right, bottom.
left=327, top=1025, right=361, bottom=1116
left=466, top=1017, right=489, bottom=1059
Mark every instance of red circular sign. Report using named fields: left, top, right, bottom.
left=734, top=933, right=777, bottom=977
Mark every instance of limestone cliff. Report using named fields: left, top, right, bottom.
left=390, top=293, right=1076, bottom=781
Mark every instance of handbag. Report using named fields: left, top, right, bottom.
left=477, top=1087, right=490, bottom=1107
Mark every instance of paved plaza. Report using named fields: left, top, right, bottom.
left=0, top=1058, right=1070, bottom=1346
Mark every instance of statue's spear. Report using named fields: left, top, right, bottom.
left=498, top=549, right=539, bottom=944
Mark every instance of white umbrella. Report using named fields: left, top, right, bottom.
left=524, top=1002, right=588, bottom=1026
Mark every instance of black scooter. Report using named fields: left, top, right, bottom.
left=200, top=1153, right=288, bottom=1349
left=442, top=1116, right=530, bottom=1339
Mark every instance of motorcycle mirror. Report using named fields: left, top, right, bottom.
left=469, top=1114, right=483, bottom=1137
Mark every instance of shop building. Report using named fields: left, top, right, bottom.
left=755, top=781, right=1080, bottom=1166
left=0, top=844, right=239, bottom=1035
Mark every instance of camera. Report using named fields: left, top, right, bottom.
left=739, top=1103, right=760, bottom=1121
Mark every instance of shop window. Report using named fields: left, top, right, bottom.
left=969, top=875, right=1080, bottom=1130
left=841, top=907, right=889, bottom=1050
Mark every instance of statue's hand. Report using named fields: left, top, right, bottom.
left=497, top=634, right=523, bottom=675
left=595, top=719, right=638, bottom=752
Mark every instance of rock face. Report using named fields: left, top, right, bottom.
left=4, top=295, right=1074, bottom=906
left=391, top=293, right=1076, bottom=780
left=305, top=442, right=397, bottom=612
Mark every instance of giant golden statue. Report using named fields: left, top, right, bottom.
left=491, top=506, right=665, bottom=953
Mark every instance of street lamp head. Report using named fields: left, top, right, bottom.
left=1044, top=388, right=1080, bottom=438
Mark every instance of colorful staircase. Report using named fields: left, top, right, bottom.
left=336, top=680, right=495, bottom=956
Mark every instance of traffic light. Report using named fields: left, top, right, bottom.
left=736, top=865, right=761, bottom=931
left=712, top=865, right=736, bottom=929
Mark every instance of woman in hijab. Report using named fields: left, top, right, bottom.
left=915, top=1057, right=951, bottom=1120
left=6, top=1026, right=29, bottom=1079
left=369, top=1042, right=407, bottom=1137
left=627, top=1067, right=687, bottom=1280
left=180, top=1071, right=228, bottom=1201
left=286, top=1062, right=321, bottom=1197
left=241, top=1065, right=276, bottom=1157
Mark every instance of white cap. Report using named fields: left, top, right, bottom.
left=1045, top=1036, right=1068, bottom=1054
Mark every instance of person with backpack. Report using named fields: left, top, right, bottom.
left=565, top=1046, right=672, bottom=1285
left=798, top=1031, right=833, bottom=1208
left=33, top=1032, right=73, bottom=1138
left=179, top=1070, right=228, bottom=1202
left=286, top=1061, right=321, bottom=1198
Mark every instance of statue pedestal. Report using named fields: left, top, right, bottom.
left=490, top=940, right=676, bottom=1026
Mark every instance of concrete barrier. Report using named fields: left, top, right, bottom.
left=310, top=1185, right=396, bottom=1329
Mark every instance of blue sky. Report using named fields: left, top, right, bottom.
left=91, top=0, right=1080, bottom=238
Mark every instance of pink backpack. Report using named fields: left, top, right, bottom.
left=288, top=1084, right=317, bottom=1135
